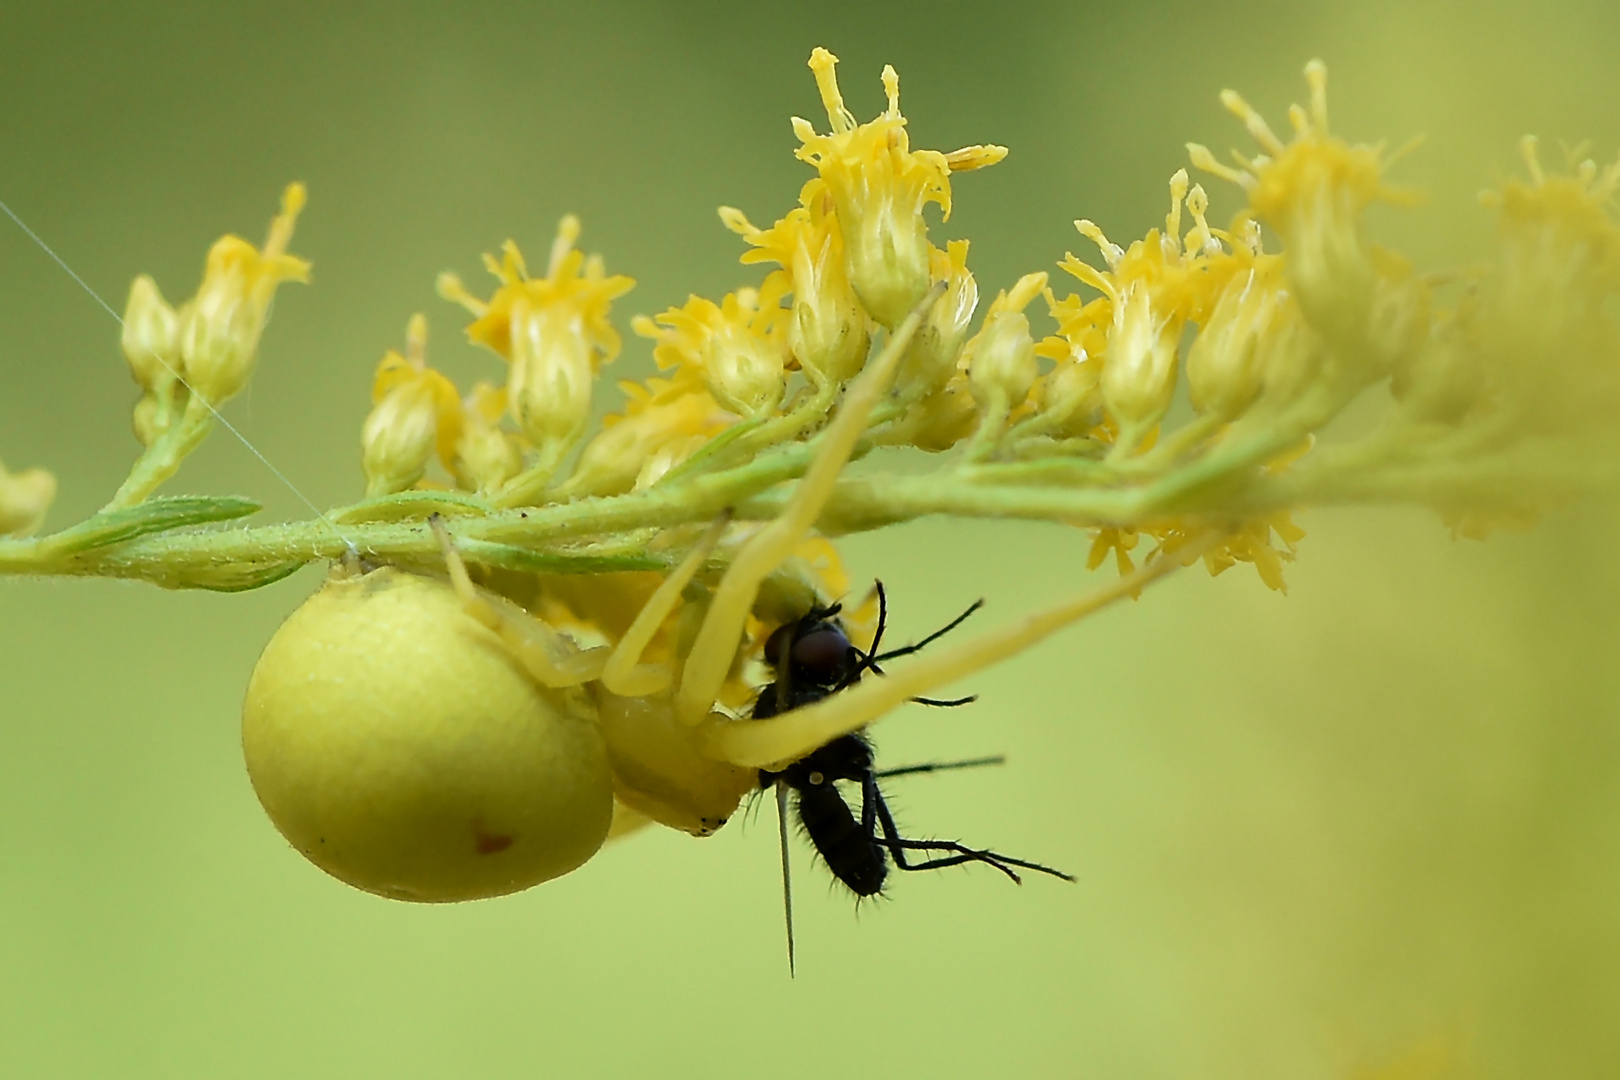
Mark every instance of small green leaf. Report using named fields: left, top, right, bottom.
left=40, top=495, right=263, bottom=556
left=443, top=539, right=664, bottom=575
left=332, top=491, right=496, bottom=524
left=164, top=559, right=307, bottom=593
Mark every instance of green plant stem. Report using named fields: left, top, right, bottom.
left=103, top=401, right=215, bottom=511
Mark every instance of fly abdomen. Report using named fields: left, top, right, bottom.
left=794, top=783, right=886, bottom=896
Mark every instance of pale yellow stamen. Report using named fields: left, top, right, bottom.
left=1220, top=89, right=1287, bottom=157
left=807, top=47, right=855, bottom=134
left=1304, top=59, right=1329, bottom=135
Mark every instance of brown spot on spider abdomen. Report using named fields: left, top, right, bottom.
left=475, top=830, right=515, bottom=854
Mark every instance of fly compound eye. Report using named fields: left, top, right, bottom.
left=791, top=622, right=852, bottom=680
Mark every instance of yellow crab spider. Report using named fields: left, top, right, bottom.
left=242, top=290, right=1204, bottom=903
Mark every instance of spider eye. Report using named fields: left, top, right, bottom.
left=791, top=623, right=852, bottom=678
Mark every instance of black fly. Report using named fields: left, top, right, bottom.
left=754, top=582, right=1074, bottom=972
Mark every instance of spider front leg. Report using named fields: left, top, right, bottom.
left=708, top=532, right=1227, bottom=769
left=430, top=515, right=606, bottom=689
left=598, top=514, right=730, bottom=698
left=673, top=287, right=943, bottom=727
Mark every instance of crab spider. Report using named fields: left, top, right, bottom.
left=427, top=291, right=1204, bottom=838
left=243, top=288, right=1208, bottom=903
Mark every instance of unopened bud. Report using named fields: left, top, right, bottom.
left=1039, top=354, right=1103, bottom=437
left=965, top=272, right=1046, bottom=411
left=509, top=296, right=595, bottom=449
left=361, top=316, right=462, bottom=496
left=1100, top=283, right=1181, bottom=431
left=1186, top=267, right=1281, bottom=418
left=906, top=380, right=980, bottom=453
left=704, top=318, right=786, bottom=418
left=0, top=460, right=56, bottom=537
left=362, top=379, right=441, bottom=496
left=1392, top=314, right=1481, bottom=423
left=898, top=240, right=977, bottom=398
left=132, top=394, right=164, bottom=447
left=453, top=384, right=523, bottom=494
left=121, top=275, right=180, bottom=393
left=178, top=183, right=310, bottom=405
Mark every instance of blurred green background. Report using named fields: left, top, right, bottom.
left=3, top=2, right=1619, bottom=1077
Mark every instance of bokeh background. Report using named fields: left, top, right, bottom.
left=3, top=2, right=1619, bottom=1077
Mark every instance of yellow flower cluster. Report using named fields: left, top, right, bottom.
left=333, top=52, right=1620, bottom=597
left=7, top=46, right=1618, bottom=913
left=11, top=47, right=1602, bottom=601
left=121, top=183, right=310, bottom=443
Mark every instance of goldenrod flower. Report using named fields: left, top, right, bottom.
left=964, top=271, right=1047, bottom=418
left=633, top=285, right=790, bottom=418
left=361, top=315, right=463, bottom=497
left=792, top=47, right=1004, bottom=329
left=560, top=373, right=730, bottom=498
left=1035, top=352, right=1104, bottom=438
left=1057, top=172, right=1216, bottom=446
left=721, top=186, right=869, bottom=386
left=120, top=275, right=181, bottom=398
left=176, top=183, right=311, bottom=405
left=1185, top=254, right=1286, bottom=418
left=439, top=217, right=633, bottom=450
left=1476, top=137, right=1620, bottom=429
left=453, top=383, right=524, bottom=495
left=1189, top=61, right=1416, bottom=353
left=898, top=239, right=978, bottom=398
left=0, top=459, right=56, bottom=537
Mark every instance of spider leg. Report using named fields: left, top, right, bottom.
left=869, top=777, right=1075, bottom=885
left=600, top=515, right=730, bottom=697
left=430, top=515, right=604, bottom=688
left=910, top=695, right=977, bottom=708
left=708, top=535, right=1220, bottom=768
left=674, top=288, right=942, bottom=726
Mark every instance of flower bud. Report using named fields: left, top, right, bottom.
left=361, top=316, right=463, bottom=497
left=906, top=379, right=980, bottom=453
left=1038, top=353, right=1103, bottom=437
left=562, top=378, right=727, bottom=498
left=1100, top=282, right=1182, bottom=432
left=1185, top=265, right=1281, bottom=418
left=965, top=272, right=1046, bottom=411
left=178, top=183, right=310, bottom=405
left=132, top=394, right=164, bottom=447
left=0, top=459, right=56, bottom=537
left=1252, top=297, right=1326, bottom=407
left=453, top=384, right=524, bottom=495
left=898, top=240, right=978, bottom=398
left=1391, top=308, right=1482, bottom=423
left=362, top=380, right=441, bottom=497
left=703, top=314, right=786, bottom=418
left=509, top=296, right=595, bottom=450
left=120, top=275, right=180, bottom=394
